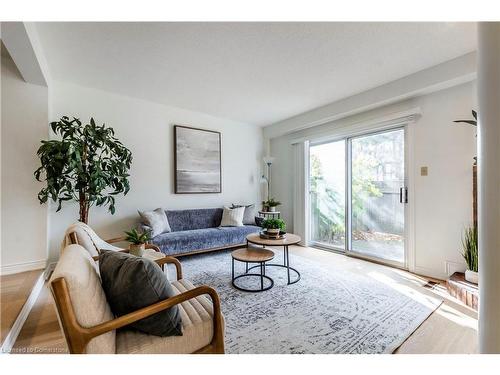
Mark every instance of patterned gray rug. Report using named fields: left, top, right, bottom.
left=180, top=249, right=442, bottom=354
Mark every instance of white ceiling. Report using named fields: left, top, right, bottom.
left=35, top=22, right=476, bottom=126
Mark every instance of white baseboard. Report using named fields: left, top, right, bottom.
left=445, top=260, right=466, bottom=277
left=0, top=259, right=47, bottom=276
left=0, top=272, right=45, bottom=354
left=44, top=262, right=57, bottom=280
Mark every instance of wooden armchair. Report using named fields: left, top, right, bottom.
left=64, top=221, right=162, bottom=255
left=64, top=222, right=181, bottom=278
left=50, top=244, right=225, bottom=354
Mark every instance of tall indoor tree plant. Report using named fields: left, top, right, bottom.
left=34, top=116, right=132, bottom=223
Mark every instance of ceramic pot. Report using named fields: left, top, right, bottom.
left=465, top=269, right=478, bottom=284
left=266, top=228, right=280, bottom=235
left=129, top=243, right=145, bottom=257
left=268, top=206, right=276, bottom=212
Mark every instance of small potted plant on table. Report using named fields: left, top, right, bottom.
left=264, top=198, right=281, bottom=212
left=125, top=228, right=151, bottom=257
left=461, top=226, right=478, bottom=284
left=262, top=218, right=286, bottom=236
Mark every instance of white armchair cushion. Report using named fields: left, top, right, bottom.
left=50, top=244, right=116, bottom=354
left=62, top=222, right=123, bottom=257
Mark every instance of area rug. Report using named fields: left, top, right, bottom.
left=179, top=249, right=442, bottom=354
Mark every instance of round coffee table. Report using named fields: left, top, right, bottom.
left=245, top=233, right=301, bottom=285
left=231, top=246, right=275, bottom=292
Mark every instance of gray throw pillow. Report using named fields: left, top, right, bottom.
left=138, top=208, right=171, bottom=237
left=99, top=250, right=182, bottom=337
left=231, top=203, right=256, bottom=225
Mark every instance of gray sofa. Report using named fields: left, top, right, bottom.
left=141, top=208, right=261, bottom=256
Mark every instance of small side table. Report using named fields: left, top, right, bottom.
left=231, top=246, right=275, bottom=292
left=143, top=248, right=165, bottom=261
left=246, top=233, right=301, bottom=285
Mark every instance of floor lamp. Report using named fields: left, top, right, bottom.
left=261, top=156, right=275, bottom=203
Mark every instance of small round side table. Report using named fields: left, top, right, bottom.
left=245, top=233, right=301, bottom=285
left=231, top=246, right=275, bottom=292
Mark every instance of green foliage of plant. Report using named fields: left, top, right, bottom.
left=262, top=218, right=286, bottom=231
left=264, top=198, right=281, bottom=207
left=34, top=116, right=132, bottom=223
left=310, top=154, right=384, bottom=236
left=454, top=110, right=478, bottom=165
left=454, top=110, right=478, bottom=126
left=310, top=155, right=346, bottom=243
left=461, top=226, right=478, bottom=272
left=351, top=154, right=383, bottom=221
left=124, top=228, right=151, bottom=245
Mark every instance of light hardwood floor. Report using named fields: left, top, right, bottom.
left=1, top=269, right=43, bottom=346
left=291, top=246, right=478, bottom=354
left=10, top=246, right=478, bottom=354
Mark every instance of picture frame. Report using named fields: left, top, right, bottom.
left=174, top=125, right=222, bottom=194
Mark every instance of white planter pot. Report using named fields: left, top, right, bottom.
left=266, top=228, right=280, bottom=235
left=465, top=269, right=479, bottom=284
left=268, top=206, right=276, bottom=212
left=129, top=243, right=145, bottom=257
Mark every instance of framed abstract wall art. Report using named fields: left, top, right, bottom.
left=174, top=125, right=222, bottom=193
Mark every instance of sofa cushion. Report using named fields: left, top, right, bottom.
left=166, top=208, right=223, bottom=232
left=153, top=225, right=261, bottom=256
left=50, top=244, right=116, bottom=354
left=99, top=250, right=182, bottom=337
left=138, top=208, right=171, bottom=237
left=116, top=279, right=218, bottom=354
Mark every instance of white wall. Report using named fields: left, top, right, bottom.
left=269, top=82, right=476, bottom=280
left=47, top=82, right=263, bottom=262
left=1, top=47, right=48, bottom=274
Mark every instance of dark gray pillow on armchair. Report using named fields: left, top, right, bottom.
left=99, top=250, right=182, bottom=337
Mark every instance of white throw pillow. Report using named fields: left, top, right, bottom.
left=138, top=208, right=171, bottom=237
left=231, top=203, right=256, bottom=225
left=220, top=206, right=245, bottom=227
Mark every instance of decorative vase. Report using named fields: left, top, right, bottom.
left=269, top=206, right=276, bottom=212
left=465, top=269, right=478, bottom=284
left=129, top=243, right=145, bottom=257
left=266, top=228, right=280, bottom=235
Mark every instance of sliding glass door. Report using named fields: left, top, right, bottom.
left=348, top=128, right=406, bottom=265
left=309, top=127, right=407, bottom=267
left=309, top=140, right=346, bottom=250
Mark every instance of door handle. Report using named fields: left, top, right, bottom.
left=400, top=187, right=408, bottom=204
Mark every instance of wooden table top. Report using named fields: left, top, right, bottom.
left=246, top=232, right=301, bottom=246
left=231, top=247, right=275, bottom=263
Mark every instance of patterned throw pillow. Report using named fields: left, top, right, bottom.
left=231, top=203, right=256, bottom=225
left=220, top=206, right=245, bottom=227
left=138, top=208, right=171, bottom=237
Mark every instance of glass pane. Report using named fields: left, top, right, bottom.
left=350, top=129, right=405, bottom=263
left=310, top=140, right=346, bottom=248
